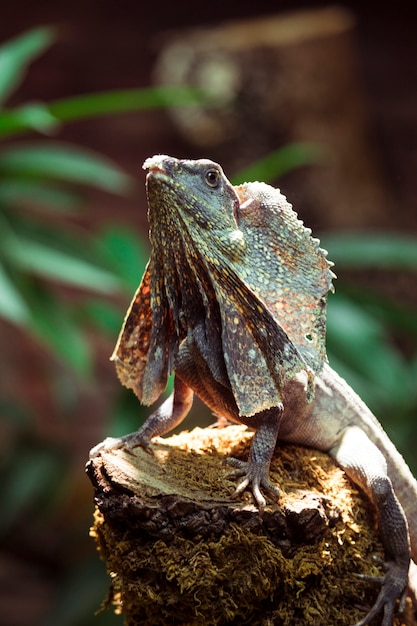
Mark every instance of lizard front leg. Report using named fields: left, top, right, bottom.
left=329, top=425, right=410, bottom=626
left=227, top=406, right=284, bottom=510
left=89, top=376, right=193, bottom=458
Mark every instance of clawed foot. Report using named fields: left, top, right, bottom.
left=89, top=431, right=153, bottom=460
left=225, top=456, right=280, bottom=510
left=353, top=561, right=409, bottom=626
left=208, top=415, right=230, bottom=429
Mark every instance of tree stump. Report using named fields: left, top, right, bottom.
left=86, top=424, right=416, bottom=625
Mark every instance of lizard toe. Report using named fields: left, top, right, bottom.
left=353, top=561, right=409, bottom=626
left=89, top=432, right=154, bottom=460
left=225, top=456, right=280, bottom=510
left=89, top=436, right=125, bottom=459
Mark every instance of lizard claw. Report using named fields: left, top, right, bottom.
left=89, top=431, right=154, bottom=460
left=89, top=436, right=125, bottom=459
left=353, top=561, right=409, bottom=626
left=225, top=456, right=280, bottom=510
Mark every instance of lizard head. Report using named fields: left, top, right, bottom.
left=143, top=155, right=244, bottom=257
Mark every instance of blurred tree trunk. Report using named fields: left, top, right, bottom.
left=153, top=7, right=395, bottom=229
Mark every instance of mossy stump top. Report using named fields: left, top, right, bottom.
left=87, top=425, right=416, bottom=625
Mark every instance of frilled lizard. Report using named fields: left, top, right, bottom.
left=91, top=155, right=417, bottom=625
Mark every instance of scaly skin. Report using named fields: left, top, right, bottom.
left=93, top=155, right=417, bottom=625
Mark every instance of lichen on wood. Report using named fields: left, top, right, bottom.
left=87, top=425, right=416, bottom=625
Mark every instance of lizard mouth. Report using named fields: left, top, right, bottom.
left=143, top=155, right=173, bottom=179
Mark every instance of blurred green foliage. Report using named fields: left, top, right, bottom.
left=0, top=26, right=202, bottom=373
left=0, top=26, right=198, bottom=626
left=1, top=25, right=416, bottom=626
left=231, top=143, right=325, bottom=185
left=323, top=234, right=417, bottom=467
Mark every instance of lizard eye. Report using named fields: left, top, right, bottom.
left=204, top=168, right=221, bottom=188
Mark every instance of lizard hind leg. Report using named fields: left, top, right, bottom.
left=226, top=406, right=283, bottom=510
left=329, top=425, right=410, bottom=626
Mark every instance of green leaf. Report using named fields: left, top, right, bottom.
left=0, top=86, right=206, bottom=139
left=322, top=233, right=417, bottom=271
left=0, top=27, right=55, bottom=105
left=0, top=102, right=60, bottom=135
left=231, top=143, right=325, bottom=185
left=2, top=266, right=93, bottom=375
left=2, top=233, right=123, bottom=293
left=0, top=142, right=133, bottom=194
left=0, top=446, right=64, bottom=534
left=0, top=179, right=82, bottom=213
left=26, top=284, right=92, bottom=376
left=0, top=261, right=30, bottom=324
left=411, top=355, right=417, bottom=387
left=336, top=283, right=417, bottom=339
left=48, top=85, right=206, bottom=122
left=109, top=388, right=148, bottom=438
left=327, top=295, right=412, bottom=410
left=97, top=225, right=149, bottom=291
left=1, top=211, right=128, bottom=291
left=78, top=299, right=123, bottom=336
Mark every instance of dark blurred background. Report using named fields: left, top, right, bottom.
left=1, top=2, right=416, bottom=625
